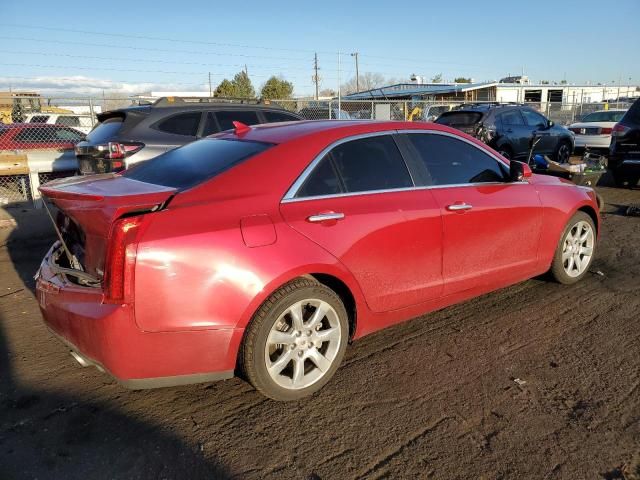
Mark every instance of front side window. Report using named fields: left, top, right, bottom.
left=263, top=111, right=300, bottom=123
left=405, top=133, right=507, bottom=185
left=500, top=110, right=525, bottom=126
left=156, top=112, right=202, bottom=136
left=296, top=135, right=413, bottom=198
left=521, top=109, right=548, bottom=128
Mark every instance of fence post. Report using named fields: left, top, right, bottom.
left=89, top=97, right=96, bottom=126
left=328, top=100, right=333, bottom=119
left=371, top=101, right=374, bottom=119
left=29, top=171, right=42, bottom=208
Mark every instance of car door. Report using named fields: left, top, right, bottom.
left=497, top=109, right=531, bottom=158
left=521, top=109, right=555, bottom=155
left=280, top=133, right=443, bottom=313
left=400, top=131, right=543, bottom=296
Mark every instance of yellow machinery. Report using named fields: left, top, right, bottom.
left=0, top=92, right=72, bottom=124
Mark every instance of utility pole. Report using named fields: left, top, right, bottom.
left=313, top=53, right=320, bottom=100
left=244, top=64, right=248, bottom=76
left=338, top=51, right=341, bottom=115
left=208, top=72, right=212, bottom=97
left=351, top=52, right=359, bottom=93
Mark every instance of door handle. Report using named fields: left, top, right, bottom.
left=446, top=203, right=473, bottom=211
left=307, top=212, right=345, bottom=223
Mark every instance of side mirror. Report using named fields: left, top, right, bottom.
left=510, top=160, right=533, bottom=181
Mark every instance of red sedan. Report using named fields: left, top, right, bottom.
left=37, top=120, right=600, bottom=400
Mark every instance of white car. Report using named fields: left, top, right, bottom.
left=24, top=113, right=95, bottom=135
left=568, top=109, right=627, bottom=149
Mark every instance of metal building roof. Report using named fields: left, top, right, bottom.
left=343, top=82, right=498, bottom=100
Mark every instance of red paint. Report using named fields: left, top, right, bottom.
left=0, top=123, right=82, bottom=150
left=37, top=120, right=600, bottom=385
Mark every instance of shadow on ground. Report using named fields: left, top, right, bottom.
left=0, top=202, right=232, bottom=479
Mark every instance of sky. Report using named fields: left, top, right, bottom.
left=1, top=0, right=639, bottom=98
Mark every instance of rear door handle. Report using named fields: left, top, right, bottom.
left=307, top=212, right=345, bottom=223
left=446, top=203, right=473, bottom=211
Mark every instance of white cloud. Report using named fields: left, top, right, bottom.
left=0, top=75, right=206, bottom=97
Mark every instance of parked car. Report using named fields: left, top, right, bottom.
left=298, top=106, right=353, bottom=120
left=37, top=120, right=599, bottom=401
left=609, top=98, right=640, bottom=187
left=567, top=110, right=627, bottom=150
left=75, top=97, right=302, bottom=174
left=435, top=103, right=575, bottom=163
left=0, top=123, right=85, bottom=150
left=25, top=113, right=95, bottom=135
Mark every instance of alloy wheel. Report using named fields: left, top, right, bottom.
left=265, top=299, right=342, bottom=390
left=557, top=143, right=571, bottom=163
left=562, top=220, right=594, bottom=277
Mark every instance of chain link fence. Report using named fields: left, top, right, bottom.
left=0, top=94, right=635, bottom=206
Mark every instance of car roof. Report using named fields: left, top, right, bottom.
left=0, top=123, right=65, bottom=129
left=112, top=103, right=293, bottom=114
left=213, top=119, right=473, bottom=145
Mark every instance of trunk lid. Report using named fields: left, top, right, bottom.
left=39, top=174, right=176, bottom=279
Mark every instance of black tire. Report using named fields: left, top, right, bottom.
left=550, top=211, right=596, bottom=285
left=553, top=139, right=572, bottom=163
left=240, top=278, right=349, bottom=401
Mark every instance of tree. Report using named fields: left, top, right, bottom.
left=341, top=72, right=389, bottom=95
left=560, top=79, right=568, bottom=85
left=453, top=77, right=471, bottom=83
left=319, top=88, right=336, bottom=98
left=214, top=79, right=236, bottom=97
left=233, top=70, right=255, bottom=98
left=541, top=80, right=550, bottom=85
left=260, top=76, right=294, bottom=99
left=431, top=73, right=443, bottom=83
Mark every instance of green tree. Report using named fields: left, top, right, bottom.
left=261, top=76, right=294, bottom=99
left=454, top=77, right=471, bottom=83
left=214, top=79, right=237, bottom=97
left=541, top=80, right=550, bottom=85
left=233, top=70, right=256, bottom=98
left=431, top=73, right=443, bottom=83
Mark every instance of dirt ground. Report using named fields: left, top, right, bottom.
left=1, top=183, right=639, bottom=480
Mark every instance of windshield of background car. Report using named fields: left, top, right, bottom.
left=123, top=138, right=273, bottom=190
left=435, top=111, right=483, bottom=126
left=582, top=111, right=626, bottom=122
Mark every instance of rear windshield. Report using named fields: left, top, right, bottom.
left=123, top=138, right=273, bottom=190
left=582, top=111, right=626, bottom=122
left=86, top=117, right=123, bottom=143
left=435, top=111, right=483, bottom=126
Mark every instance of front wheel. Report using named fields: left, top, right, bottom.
left=554, top=139, right=572, bottom=163
left=240, top=279, right=349, bottom=401
left=550, top=212, right=596, bottom=284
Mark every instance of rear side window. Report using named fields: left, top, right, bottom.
left=263, top=111, right=300, bottom=123
left=216, top=110, right=260, bottom=131
left=296, top=135, right=412, bottom=198
left=29, top=115, right=49, bottom=123
left=405, top=133, right=507, bottom=185
left=500, top=110, right=525, bottom=126
left=436, top=112, right=483, bottom=126
left=123, top=138, right=273, bottom=190
left=156, top=112, right=201, bottom=136
left=87, top=117, right=123, bottom=143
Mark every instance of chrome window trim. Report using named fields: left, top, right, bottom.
left=281, top=128, right=525, bottom=204
left=282, top=131, right=413, bottom=201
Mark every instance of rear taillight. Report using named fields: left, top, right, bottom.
left=600, top=127, right=613, bottom=135
left=569, top=127, right=580, bottom=134
left=103, top=216, right=143, bottom=304
left=611, top=123, right=630, bottom=137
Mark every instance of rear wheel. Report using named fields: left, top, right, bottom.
left=554, top=139, right=572, bottom=163
left=550, top=212, right=596, bottom=284
left=240, top=279, right=348, bottom=401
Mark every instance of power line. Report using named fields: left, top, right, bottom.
left=0, top=23, right=339, bottom=55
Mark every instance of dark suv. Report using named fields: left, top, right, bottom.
left=75, top=97, right=302, bottom=174
left=609, top=97, right=640, bottom=187
left=435, top=103, right=575, bottom=163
